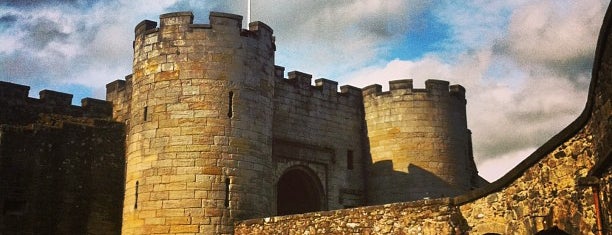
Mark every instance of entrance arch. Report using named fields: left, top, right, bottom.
left=276, top=166, right=325, bottom=216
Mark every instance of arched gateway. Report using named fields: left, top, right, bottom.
left=276, top=166, right=325, bottom=216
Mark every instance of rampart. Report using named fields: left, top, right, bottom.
left=108, top=11, right=482, bottom=234
left=0, top=83, right=124, bottom=234
left=235, top=3, right=612, bottom=233
left=271, top=68, right=366, bottom=211
left=0, top=81, right=113, bottom=125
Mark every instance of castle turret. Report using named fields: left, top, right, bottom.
left=363, top=79, right=474, bottom=204
left=121, top=12, right=276, bottom=234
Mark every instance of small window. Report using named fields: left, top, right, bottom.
left=143, top=106, right=148, bottom=121
left=224, top=178, right=230, bottom=207
left=227, top=91, right=234, bottom=118
left=347, top=150, right=354, bottom=170
left=134, top=181, right=139, bottom=209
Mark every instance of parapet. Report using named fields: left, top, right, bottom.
left=288, top=71, right=313, bottom=89
left=275, top=69, right=363, bottom=105
left=362, top=79, right=466, bottom=100
left=0, top=81, right=113, bottom=120
left=0, top=81, right=30, bottom=99
left=81, top=98, right=113, bottom=118
left=282, top=70, right=363, bottom=97
left=135, top=11, right=274, bottom=43
left=40, top=90, right=73, bottom=106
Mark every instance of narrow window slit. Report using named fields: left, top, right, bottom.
left=227, top=91, right=234, bottom=118
left=143, top=106, right=148, bottom=121
left=224, top=178, right=230, bottom=207
left=134, top=181, right=139, bottom=209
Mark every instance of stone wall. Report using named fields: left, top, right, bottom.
left=234, top=94, right=607, bottom=234
left=0, top=83, right=124, bottom=234
left=235, top=3, right=612, bottom=234
left=106, top=75, right=133, bottom=124
left=119, top=11, right=276, bottom=235
left=235, top=124, right=599, bottom=234
left=362, top=79, right=478, bottom=204
left=235, top=199, right=459, bottom=234
left=271, top=69, right=366, bottom=210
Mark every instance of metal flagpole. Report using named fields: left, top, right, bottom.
left=247, top=0, right=251, bottom=24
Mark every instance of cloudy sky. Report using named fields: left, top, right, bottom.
left=0, top=0, right=609, bottom=181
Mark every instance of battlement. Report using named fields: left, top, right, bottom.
left=362, top=79, right=466, bottom=99
left=0, top=81, right=113, bottom=120
left=135, top=11, right=274, bottom=44
left=277, top=70, right=363, bottom=99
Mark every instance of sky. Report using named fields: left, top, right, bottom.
left=0, top=0, right=609, bottom=181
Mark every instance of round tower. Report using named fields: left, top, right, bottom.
left=123, top=12, right=275, bottom=234
left=362, top=79, right=472, bottom=205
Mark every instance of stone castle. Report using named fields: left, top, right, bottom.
left=1, top=8, right=611, bottom=235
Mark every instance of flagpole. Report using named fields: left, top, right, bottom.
left=247, top=0, right=251, bottom=24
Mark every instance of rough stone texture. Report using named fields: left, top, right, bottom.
left=114, top=12, right=277, bottom=235
left=234, top=4, right=612, bottom=234
left=458, top=127, right=597, bottom=234
left=104, top=11, right=482, bottom=234
left=363, top=80, right=481, bottom=204
left=272, top=70, right=366, bottom=210
left=0, top=81, right=124, bottom=234
left=235, top=199, right=460, bottom=235
left=4, top=5, right=609, bottom=234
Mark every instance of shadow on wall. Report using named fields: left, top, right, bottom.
left=368, top=160, right=460, bottom=203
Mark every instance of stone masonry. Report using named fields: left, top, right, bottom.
left=235, top=3, right=612, bottom=233
left=104, top=11, right=484, bottom=234
left=0, top=81, right=124, bottom=234
left=2, top=4, right=609, bottom=235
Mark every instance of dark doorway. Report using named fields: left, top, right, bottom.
left=276, top=167, right=324, bottom=216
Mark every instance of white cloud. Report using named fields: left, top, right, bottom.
left=502, top=0, right=606, bottom=67
left=250, top=0, right=431, bottom=78
left=476, top=147, right=536, bottom=181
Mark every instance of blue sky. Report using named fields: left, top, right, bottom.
left=0, top=0, right=609, bottom=181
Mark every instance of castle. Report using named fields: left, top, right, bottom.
left=1, top=9, right=611, bottom=235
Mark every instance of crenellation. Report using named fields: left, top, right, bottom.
left=0, top=85, right=113, bottom=124
left=389, top=79, right=413, bottom=91
left=81, top=98, right=113, bottom=118
left=39, top=89, right=73, bottom=106
left=424, top=79, right=450, bottom=95
left=134, top=20, right=157, bottom=37
left=363, top=79, right=466, bottom=100
left=449, top=84, right=466, bottom=100
left=2, top=7, right=611, bottom=235
left=287, top=70, right=312, bottom=88
left=106, top=79, right=126, bottom=94
left=0, top=80, right=30, bottom=99
left=362, top=84, right=382, bottom=96
left=160, top=11, right=194, bottom=27
left=274, top=65, right=285, bottom=80
left=339, top=85, right=361, bottom=97
left=248, top=21, right=274, bottom=37
left=314, top=78, right=338, bottom=96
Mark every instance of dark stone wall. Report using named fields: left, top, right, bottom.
left=0, top=121, right=125, bottom=234
left=0, top=82, right=125, bottom=234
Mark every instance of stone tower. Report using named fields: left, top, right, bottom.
left=362, top=79, right=476, bottom=204
left=114, top=12, right=276, bottom=234
left=104, top=10, right=484, bottom=235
